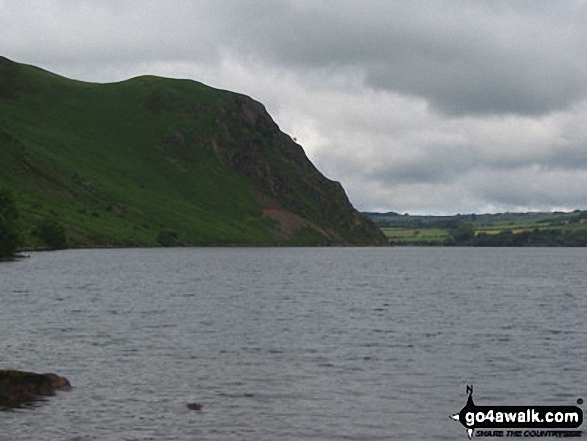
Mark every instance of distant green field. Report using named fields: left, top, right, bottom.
left=381, top=228, right=450, bottom=244
left=369, top=211, right=587, bottom=246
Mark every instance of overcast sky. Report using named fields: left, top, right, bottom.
left=3, top=0, right=587, bottom=214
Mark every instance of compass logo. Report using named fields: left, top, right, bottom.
left=450, top=386, right=583, bottom=439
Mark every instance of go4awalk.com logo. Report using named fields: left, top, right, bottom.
left=450, top=386, right=583, bottom=439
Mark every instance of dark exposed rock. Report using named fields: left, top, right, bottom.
left=214, top=94, right=387, bottom=245
left=186, top=402, right=204, bottom=411
left=0, top=370, right=71, bottom=408
left=145, top=89, right=176, bottom=115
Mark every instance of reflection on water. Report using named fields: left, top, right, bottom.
left=1, top=247, right=586, bottom=440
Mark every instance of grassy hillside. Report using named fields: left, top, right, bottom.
left=0, top=56, right=386, bottom=247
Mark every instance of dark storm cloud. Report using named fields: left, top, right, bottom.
left=369, top=145, right=482, bottom=186
left=211, top=0, right=587, bottom=116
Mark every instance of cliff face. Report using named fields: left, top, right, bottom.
left=0, top=56, right=386, bottom=246
left=215, top=94, right=386, bottom=244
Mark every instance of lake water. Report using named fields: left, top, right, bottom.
left=1, top=247, right=586, bottom=440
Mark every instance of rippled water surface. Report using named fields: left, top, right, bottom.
left=1, top=247, right=586, bottom=440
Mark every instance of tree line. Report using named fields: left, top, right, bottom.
left=0, top=189, right=21, bottom=258
left=446, top=222, right=587, bottom=247
left=0, top=189, right=67, bottom=258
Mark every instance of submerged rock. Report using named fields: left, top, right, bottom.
left=186, top=402, right=203, bottom=411
left=0, top=370, right=71, bottom=407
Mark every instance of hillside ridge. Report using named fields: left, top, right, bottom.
left=0, top=56, right=386, bottom=247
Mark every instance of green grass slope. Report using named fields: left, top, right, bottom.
left=0, top=56, right=386, bottom=247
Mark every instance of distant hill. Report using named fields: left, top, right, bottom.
left=0, top=56, right=386, bottom=247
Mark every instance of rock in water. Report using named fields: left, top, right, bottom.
left=187, top=402, right=203, bottom=411
left=0, top=370, right=71, bottom=407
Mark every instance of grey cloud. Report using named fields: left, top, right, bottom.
left=551, top=145, right=587, bottom=171
left=212, top=0, right=587, bottom=116
left=471, top=167, right=587, bottom=210
left=491, top=146, right=587, bottom=172
left=0, top=0, right=221, bottom=67
left=369, top=145, right=482, bottom=186
left=343, top=163, right=587, bottom=215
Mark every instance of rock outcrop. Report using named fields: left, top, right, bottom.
left=214, top=94, right=388, bottom=245
left=0, top=370, right=71, bottom=407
